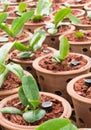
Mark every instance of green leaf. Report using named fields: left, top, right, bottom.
left=67, top=13, right=81, bottom=24
left=17, top=51, right=33, bottom=58
left=22, top=75, right=40, bottom=109
left=11, top=10, right=34, bottom=37
left=0, top=107, right=22, bottom=115
left=54, top=7, right=71, bottom=27
left=29, top=30, right=46, bottom=51
left=0, top=12, right=8, bottom=24
left=0, top=68, right=8, bottom=88
left=0, top=42, right=15, bottom=64
left=3, top=4, right=9, bottom=12
left=14, top=41, right=28, bottom=51
left=7, top=62, right=24, bottom=79
left=32, top=15, right=43, bottom=22
left=18, top=86, right=29, bottom=107
left=18, top=3, right=27, bottom=14
left=59, top=37, right=70, bottom=61
left=35, top=118, right=78, bottom=130
left=36, top=0, right=52, bottom=16
left=23, top=109, right=46, bottom=123
left=0, top=63, right=6, bottom=74
left=74, top=31, right=84, bottom=38
left=47, top=28, right=57, bottom=35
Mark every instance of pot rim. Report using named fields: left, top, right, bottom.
left=33, top=52, right=91, bottom=75
left=67, top=72, right=91, bottom=103
left=0, top=92, right=72, bottom=130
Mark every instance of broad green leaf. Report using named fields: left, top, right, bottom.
left=0, top=63, right=6, bottom=74
left=11, top=10, right=34, bottom=37
left=0, top=12, right=8, bottom=24
left=32, top=15, right=43, bottom=22
left=29, top=30, right=46, bottom=51
left=23, top=109, right=46, bottom=123
left=35, top=118, right=78, bottom=130
left=0, top=42, right=15, bottom=64
left=0, top=23, right=13, bottom=37
left=17, top=51, right=33, bottom=58
left=14, top=41, right=28, bottom=51
left=3, top=4, right=9, bottom=11
left=7, top=62, right=24, bottom=79
left=22, top=75, right=40, bottom=109
left=67, top=13, right=81, bottom=24
left=36, top=0, right=52, bottom=16
left=0, top=68, right=8, bottom=88
left=18, top=86, right=29, bottom=107
left=0, top=107, right=22, bottom=115
left=59, top=37, right=70, bottom=61
left=54, top=7, right=71, bottom=27
left=18, top=3, right=27, bottom=14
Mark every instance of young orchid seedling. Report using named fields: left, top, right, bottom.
left=0, top=75, right=46, bottom=123
left=31, top=0, right=52, bottom=22
left=0, top=10, right=34, bottom=38
left=45, top=7, right=81, bottom=35
left=52, top=36, right=70, bottom=63
left=13, top=30, right=46, bottom=59
left=74, top=30, right=85, bottom=39
left=16, top=2, right=27, bottom=16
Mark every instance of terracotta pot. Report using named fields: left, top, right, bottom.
left=0, top=92, right=72, bottom=130
left=9, top=47, right=56, bottom=80
left=24, top=16, right=53, bottom=33
left=84, top=2, right=91, bottom=11
left=0, top=30, right=32, bottom=47
left=64, top=0, right=89, bottom=9
left=37, top=25, right=75, bottom=50
left=67, top=73, right=91, bottom=128
left=72, top=16, right=91, bottom=30
left=8, top=0, right=32, bottom=6
left=60, top=30, right=91, bottom=57
left=0, top=71, right=31, bottom=100
left=71, top=9, right=85, bottom=18
left=33, top=53, right=91, bottom=103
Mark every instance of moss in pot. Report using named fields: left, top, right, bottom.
left=0, top=11, right=34, bottom=46
left=33, top=36, right=91, bottom=103
left=60, top=30, right=91, bottom=57
left=0, top=75, right=72, bottom=130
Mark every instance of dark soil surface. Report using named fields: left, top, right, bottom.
left=4, top=94, right=64, bottom=125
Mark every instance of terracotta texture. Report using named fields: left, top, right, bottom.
left=33, top=53, right=91, bottom=103
left=37, top=25, right=75, bottom=50
left=67, top=73, right=91, bottom=128
left=61, top=30, right=91, bottom=57
left=0, top=92, right=72, bottom=130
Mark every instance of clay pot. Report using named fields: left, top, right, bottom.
left=84, top=2, right=91, bottom=11
left=67, top=73, right=91, bottom=128
left=0, top=30, right=32, bottom=47
left=0, top=71, right=31, bottom=100
left=37, top=25, right=75, bottom=50
left=0, top=92, right=72, bottom=130
left=8, top=0, right=32, bottom=6
left=24, top=16, right=53, bottom=33
left=9, top=47, right=56, bottom=80
left=64, top=0, right=89, bottom=9
left=33, top=53, right=91, bottom=103
left=60, top=30, right=91, bottom=57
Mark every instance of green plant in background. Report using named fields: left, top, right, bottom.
left=45, top=7, right=81, bottom=35
left=35, top=118, right=78, bottom=130
left=0, top=42, right=24, bottom=87
left=0, top=0, right=9, bottom=12
left=0, top=75, right=46, bottom=123
left=16, top=2, right=27, bottom=16
left=13, top=30, right=46, bottom=59
left=31, top=0, right=52, bottom=22
left=52, top=36, right=70, bottom=63
left=0, top=10, right=34, bottom=37
left=74, top=30, right=85, bottom=38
